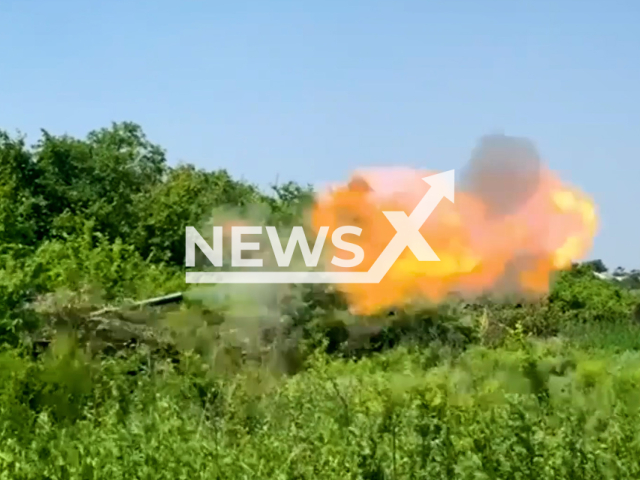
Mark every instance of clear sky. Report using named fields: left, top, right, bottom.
left=1, top=0, right=638, bottom=268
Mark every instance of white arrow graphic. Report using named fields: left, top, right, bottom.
left=363, top=169, right=454, bottom=282
left=185, top=170, right=455, bottom=284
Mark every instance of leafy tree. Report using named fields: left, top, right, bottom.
left=0, top=131, right=44, bottom=247
left=583, top=259, right=607, bottom=273
left=33, top=122, right=167, bottom=243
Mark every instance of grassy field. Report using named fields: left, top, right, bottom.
left=4, top=333, right=640, bottom=479
left=3, top=267, right=640, bottom=480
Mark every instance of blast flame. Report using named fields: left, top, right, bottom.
left=311, top=138, right=597, bottom=314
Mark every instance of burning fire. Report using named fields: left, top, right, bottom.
left=311, top=141, right=597, bottom=314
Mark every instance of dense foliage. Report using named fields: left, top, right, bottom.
left=0, top=122, right=638, bottom=478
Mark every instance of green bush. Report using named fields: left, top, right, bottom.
left=0, top=340, right=640, bottom=478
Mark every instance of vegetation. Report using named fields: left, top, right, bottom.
left=0, top=122, right=639, bottom=478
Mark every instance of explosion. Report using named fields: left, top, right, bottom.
left=311, top=135, right=598, bottom=314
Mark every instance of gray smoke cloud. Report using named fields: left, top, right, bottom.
left=458, top=134, right=550, bottom=300
left=460, top=134, right=542, bottom=217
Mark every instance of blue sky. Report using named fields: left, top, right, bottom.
left=1, top=0, right=638, bottom=268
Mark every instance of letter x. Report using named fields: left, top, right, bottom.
left=382, top=211, right=439, bottom=261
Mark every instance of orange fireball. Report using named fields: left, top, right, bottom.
left=312, top=166, right=597, bottom=314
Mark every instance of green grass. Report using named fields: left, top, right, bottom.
left=561, top=320, right=640, bottom=352
left=3, top=337, right=640, bottom=479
